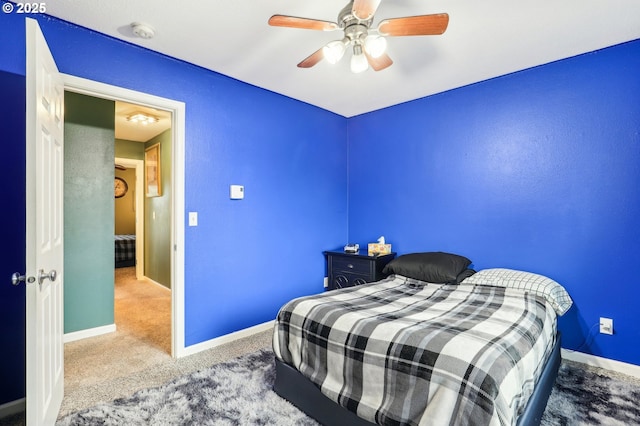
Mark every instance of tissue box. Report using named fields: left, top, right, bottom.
left=368, top=243, right=391, bottom=256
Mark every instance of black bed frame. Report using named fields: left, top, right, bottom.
left=274, top=334, right=562, bottom=426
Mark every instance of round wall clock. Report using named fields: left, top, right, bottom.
left=114, top=177, right=128, bottom=198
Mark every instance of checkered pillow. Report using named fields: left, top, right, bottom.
left=460, top=268, right=573, bottom=315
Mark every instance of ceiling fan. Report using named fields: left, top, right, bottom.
left=268, top=0, right=449, bottom=73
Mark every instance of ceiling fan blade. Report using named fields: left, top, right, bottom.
left=365, top=51, right=393, bottom=71
left=378, top=13, right=449, bottom=37
left=297, top=48, right=325, bottom=68
left=352, top=0, right=382, bottom=21
left=268, top=15, right=338, bottom=31
left=115, top=164, right=126, bottom=170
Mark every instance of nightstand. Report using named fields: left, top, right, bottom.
left=324, top=250, right=396, bottom=290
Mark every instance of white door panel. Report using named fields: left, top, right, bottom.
left=26, top=18, right=64, bottom=426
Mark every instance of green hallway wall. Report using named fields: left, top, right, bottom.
left=64, top=92, right=115, bottom=333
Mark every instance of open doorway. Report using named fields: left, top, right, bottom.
left=114, top=157, right=143, bottom=278
left=62, top=94, right=174, bottom=399
left=61, top=73, right=186, bottom=360
left=63, top=92, right=173, bottom=349
left=56, top=75, right=187, bottom=413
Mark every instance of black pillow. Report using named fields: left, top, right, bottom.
left=382, top=252, right=472, bottom=284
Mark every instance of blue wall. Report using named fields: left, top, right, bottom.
left=348, top=39, right=640, bottom=366
left=0, top=10, right=347, bottom=405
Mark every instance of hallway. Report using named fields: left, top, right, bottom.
left=60, top=267, right=171, bottom=416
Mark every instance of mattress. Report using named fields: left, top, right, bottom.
left=273, top=275, right=558, bottom=426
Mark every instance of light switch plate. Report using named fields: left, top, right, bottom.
left=188, top=212, right=198, bottom=226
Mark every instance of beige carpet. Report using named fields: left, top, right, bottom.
left=63, top=268, right=170, bottom=392
left=59, top=267, right=272, bottom=419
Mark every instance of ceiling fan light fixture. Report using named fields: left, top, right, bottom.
left=269, top=2, right=449, bottom=73
left=364, top=34, right=387, bottom=58
left=350, top=44, right=369, bottom=73
left=322, top=40, right=346, bottom=64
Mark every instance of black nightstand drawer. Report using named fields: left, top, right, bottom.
left=330, top=257, right=370, bottom=275
left=324, top=250, right=396, bottom=291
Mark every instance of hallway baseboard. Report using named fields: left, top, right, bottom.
left=63, top=324, right=116, bottom=343
left=143, top=275, right=171, bottom=291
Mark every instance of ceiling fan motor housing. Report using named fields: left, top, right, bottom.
left=338, top=2, right=374, bottom=45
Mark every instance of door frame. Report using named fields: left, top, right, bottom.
left=114, top=157, right=144, bottom=280
left=63, top=74, right=187, bottom=358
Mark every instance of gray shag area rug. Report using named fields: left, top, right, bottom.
left=55, top=349, right=640, bottom=426
left=55, top=349, right=316, bottom=426
left=541, top=359, right=640, bottom=425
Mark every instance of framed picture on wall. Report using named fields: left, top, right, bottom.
left=145, top=143, right=162, bottom=197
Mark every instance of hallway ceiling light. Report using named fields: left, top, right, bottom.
left=126, top=112, right=159, bottom=125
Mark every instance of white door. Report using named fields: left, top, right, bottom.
left=25, top=18, right=65, bottom=425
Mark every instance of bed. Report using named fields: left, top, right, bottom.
left=273, top=252, right=573, bottom=426
left=115, top=234, right=136, bottom=268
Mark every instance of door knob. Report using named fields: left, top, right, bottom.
left=11, top=272, right=35, bottom=286
left=38, top=269, right=57, bottom=285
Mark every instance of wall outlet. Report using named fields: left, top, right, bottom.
left=600, top=317, right=613, bottom=335
left=323, top=277, right=328, bottom=288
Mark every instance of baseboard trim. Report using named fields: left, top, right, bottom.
left=562, top=349, right=640, bottom=379
left=64, top=323, right=117, bottom=343
left=143, top=276, right=171, bottom=291
left=0, top=398, right=25, bottom=419
left=178, top=320, right=274, bottom=358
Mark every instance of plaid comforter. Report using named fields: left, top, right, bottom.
left=115, top=234, right=136, bottom=263
left=273, top=275, right=557, bottom=426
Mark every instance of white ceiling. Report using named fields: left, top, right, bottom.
left=38, top=0, right=640, bottom=118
